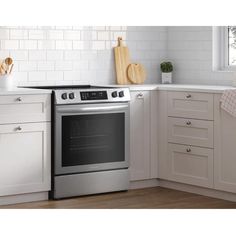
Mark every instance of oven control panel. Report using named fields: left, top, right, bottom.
left=55, top=88, right=130, bottom=104
left=80, top=91, right=108, bottom=100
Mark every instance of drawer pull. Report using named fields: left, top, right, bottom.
left=15, top=126, right=22, bottom=131
left=186, top=121, right=192, bottom=125
left=186, top=94, right=192, bottom=98
left=186, top=148, right=191, bottom=153
left=16, top=97, right=22, bottom=102
left=137, top=93, right=144, bottom=99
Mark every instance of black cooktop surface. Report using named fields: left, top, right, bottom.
left=20, top=85, right=112, bottom=90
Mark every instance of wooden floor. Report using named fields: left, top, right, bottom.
left=2, top=187, right=236, bottom=209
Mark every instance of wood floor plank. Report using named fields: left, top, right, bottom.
left=1, top=187, right=236, bottom=209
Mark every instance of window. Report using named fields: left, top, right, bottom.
left=228, top=27, right=236, bottom=66
left=213, top=26, right=236, bottom=71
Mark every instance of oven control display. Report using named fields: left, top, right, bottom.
left=80, top=91, right=108, bottom=100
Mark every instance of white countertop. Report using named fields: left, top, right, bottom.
left=96, top=84, right=235, bottom=93
left=0, top=84, right=235, bottom=95
left=0, top=87, right=52, bottom=95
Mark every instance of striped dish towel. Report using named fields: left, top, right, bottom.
left=220, top=89, right=236, bottom=117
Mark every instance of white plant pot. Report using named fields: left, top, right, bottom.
left=0, top=75, right=17, bottom=90
left=161, top=72, right=172, bottom=84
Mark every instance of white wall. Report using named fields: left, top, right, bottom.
left=0, top=26, right=167, bottom=86
left=167, top=26, right=235, bottom=86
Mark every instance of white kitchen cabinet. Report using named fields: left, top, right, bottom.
left=168, top=91, right=213, bottom=120
left=0, top=94, right=51, bottom=124
left=214, top=94, right=236, bottom=193
left=159, top=91, right=214, bottom=188
left=168, top=117, right=213, bottom=148
left=0, top=122, right=51, bottom=196
left=167, top=143, right=213, bottom=188
left=130, top=91, right=150, bottom=181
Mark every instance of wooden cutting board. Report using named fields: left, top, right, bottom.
left=127, top=63, right=146, bottom=84
left=114, top=37, right=131, bottom=85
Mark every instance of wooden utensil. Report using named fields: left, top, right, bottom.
left=127, top=63, right=146, bottom=84
left=5, top=57, right=13, bottom=74
left=0, top=62, right=8, bottom=74
left=114, top=37, right=131, bottom=85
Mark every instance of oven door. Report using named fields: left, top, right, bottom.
left=54, top=102, right=130, bottom=175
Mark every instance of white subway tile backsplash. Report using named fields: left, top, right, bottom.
left=64, top=50, right=81, bottom=60
left=109, top=26, right=121, bottom=31
left=0, top=50, right=10, bottom=58
left=136, top=41, right=152, bottom=50
left=97, top=32, right=110, bottom=40
left=73, top=60, right=89, bottom=70
left=28, top=71, right=46, bottom=81
left=64, top=71, right=80, bottom=80
left=38, top=40, right=55, bottom=50
left=92, top=26, right=106, bottom=31
left=92, top=41, right=105, bottom=50
left=19, top=40, right=37, bottom=50
left=19, top=61, right=37, bottom=71
left=0, top=26, right=168, bottom=85
left=47, top=50, right=64, bottom=60
left=55, top=61, right=73, bottom=71
left=1, top=40, right=19, bottom=49
left=10, top=50, right=28, bottom=60
left=80, top=51, right=97, bottom=60
left=0, top=29, right=9, bottom=39
left=64, top=30, right=81, bottom=40
left=29, top=30, right=46, bottom=39
left=38, top=61, right=54, bottom=71
left=13, top=72, right=28, bottom=82
left=73, top=41, right=85, bottom=50
left=81, top=31, right=97, bottom=40
left=56, top=40, right=72, bottom=50
left=46, top=71, right=63, bottom=81
left=29, top=50, right=47, bottom=60
left=47, top=30, right=63, bottom=40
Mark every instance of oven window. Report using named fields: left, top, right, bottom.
left=62, top=113, right=125, bottom=167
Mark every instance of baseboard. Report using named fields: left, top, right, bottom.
left=159, top=179, right=236, bottom=202
left=129, top=179, right=160, bottom=189
left=0, top=192, right=49, bottom=206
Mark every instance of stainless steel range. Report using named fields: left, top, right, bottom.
left=30, top=85, right=130, bottom=199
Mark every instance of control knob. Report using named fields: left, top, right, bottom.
left=119, top=91, right=124, bottom=97
left=111, top=91, right=118, bottom=98
left=61, top=93, right=68, bottom=100
left=69, top=92, right=75, bottom=99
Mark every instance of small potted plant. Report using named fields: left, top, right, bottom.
left=160, top=61, right=173, bottom=84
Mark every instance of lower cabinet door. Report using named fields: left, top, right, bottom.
left=167, top=143, right=213, bottom=188
left=130, top=91, right=150, bottom=181
left=0, top=122, right=51, bottom=196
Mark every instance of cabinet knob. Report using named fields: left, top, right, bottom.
left=186, top=121, right=192, bottom=125
left=16, top=97, right=22, bottom=102
left=137, top=93, right=144, bottom=99
left=186, top=148, right=191, bottom=153
left=15, top=126, right=22, bottom=131
left=186, top=94, right=192, bottom=98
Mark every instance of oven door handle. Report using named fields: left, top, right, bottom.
left=56, top=104, right=129, bottom=113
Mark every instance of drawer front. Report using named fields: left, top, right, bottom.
left=0, top=94, right=51, bottom=124
left=168, top=92, right=213, bottom=120
left=168, top=117, right=213, bottom=148
left=167, top=143, right=213, bottom=188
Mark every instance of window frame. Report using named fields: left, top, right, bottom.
left=215, top=26, right=236, bottom=71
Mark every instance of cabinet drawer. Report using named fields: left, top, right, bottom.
left=168, top=117, right=213, bottom=148
left=0, top=94, right=51, bottom=124
left=168, top=92, right=213, bottom=120
left=167, top=143, right=213, bottom=188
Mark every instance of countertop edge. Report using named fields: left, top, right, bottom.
left=0, top=88, right=52, bottom=95
left=94, top=84, right=235, bottom=93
